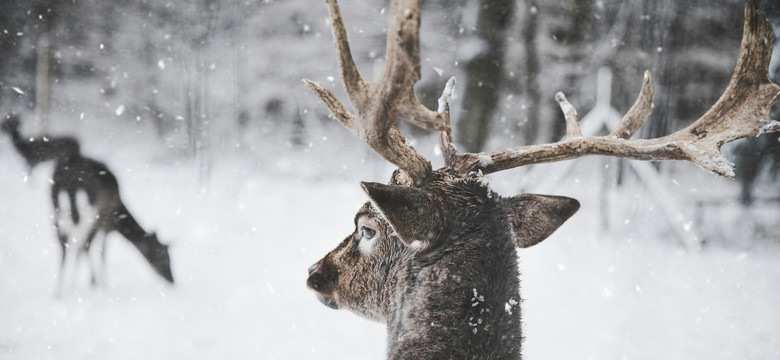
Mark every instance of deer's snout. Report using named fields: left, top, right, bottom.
left=306, top=261, right=331, bottom=294
left=306, top=260, right=339, bottom=310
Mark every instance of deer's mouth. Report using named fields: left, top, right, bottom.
left=307, top=262, right=339, bottom=309
left=315, top=293, right=339, bottom=310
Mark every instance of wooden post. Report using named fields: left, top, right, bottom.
left=35, top=35, right=51, bottom=135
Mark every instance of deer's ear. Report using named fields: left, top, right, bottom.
left=361, top=182, right=444, bottom=250
left=501, top=194, right=579, bottom=248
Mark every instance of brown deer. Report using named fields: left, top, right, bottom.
left=303, top=0, right=780, bottom=358
left=1, top=115, right=174, bottom=294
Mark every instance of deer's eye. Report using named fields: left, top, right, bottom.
left=361, top=226, right=377, bottom=240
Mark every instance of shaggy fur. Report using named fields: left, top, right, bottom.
left=308, top=170, right=578, bottom=359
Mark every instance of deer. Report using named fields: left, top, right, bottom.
left=1, top=115, right=174, bottom=295
left=303, top=0, right=780, bottom=358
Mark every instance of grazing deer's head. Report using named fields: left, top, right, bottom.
left=132, top=232, right=174, bottom=284
left=304, top=0, right=780, bottom=357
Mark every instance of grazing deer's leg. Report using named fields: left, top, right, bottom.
left=53, top=188, right=100, bottom=292
left=68, top=188, right=80, bottom=224
left=83, top=222, right=104, bottom=286
left=54, top=225, right=68, bottom=297
left=86, top=204, right=113, bottom=287
left=69, top=190, right=106, bottom=287
left=92, top=229, right=109, bottom=286
left=51, top=188, right=77, bottom=297
left=72, top=190, right=93, bottom=287
left=52, top=186, right=65, bottom=296
left=75, top=244, right=89, bottom=287
left=92, top=200, right=117, bottom=287
left=62, top=236, right=82, bottom=292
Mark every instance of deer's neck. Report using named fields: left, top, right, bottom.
left=7, top=130, right=37, bottom=164
left=112, top=205, right=149, bottom=244
left=6, top=127, right=22, bottom=144
left=384, top=208, right=523, bottom=359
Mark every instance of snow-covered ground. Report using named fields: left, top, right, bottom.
left=1, top=118, right=779, bottom=359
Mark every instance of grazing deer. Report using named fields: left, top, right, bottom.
left=1, top=115, right=174, bottom=293
left=303, top=0, right=780, bottom=358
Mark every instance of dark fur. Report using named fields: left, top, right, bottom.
left=2, top=114, right=174, bottom=288
left=51, top=155, right=174, bottom=285
left=1, top=114, right=80, bottom=167
left=308, top=170, right=579, bottom=359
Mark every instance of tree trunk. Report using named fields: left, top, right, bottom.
left=521, top=0, right=540, bottom=146
left=456, top=0, right=515, bottom=153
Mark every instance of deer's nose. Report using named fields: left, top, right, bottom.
left=307, top=267, right=327, bottom=292
left=307, top=263, right=319, bottom=276
left=306, top=261, right=334, bottom=295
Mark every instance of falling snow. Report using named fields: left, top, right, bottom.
left=0, top=1, right=778, bottom=359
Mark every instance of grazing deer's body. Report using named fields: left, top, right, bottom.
left=51, top=154, right=174, bottom=291
left=1, top=115, right=174, bottom=293
left=304, top=0, right=779, bottom=358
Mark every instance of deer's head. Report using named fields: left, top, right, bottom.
left=307, top=170, right=579, bottom=320
left=138, top=232, right=174, bottom=284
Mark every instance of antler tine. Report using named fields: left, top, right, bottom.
left=324, top=0, right=367, bottom=106
left=438, top=77, right=459, bottom=167
left=303, top=0, right=451, bottom=187
left=609, top=70, right=654, bottom=140
left=447, top=0, right=780, bottom=179
left=554, top=92, right=583, bottom=138
left=673, top=0, right=780, bottom=176
left=302, top=79, right=356, bottom=130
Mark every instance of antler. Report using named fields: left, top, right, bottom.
left=302, top=0, right=450, bottom=186
left=307, top=0, right=779, bottom=184
left=442, top=0, right=780, bottom=179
